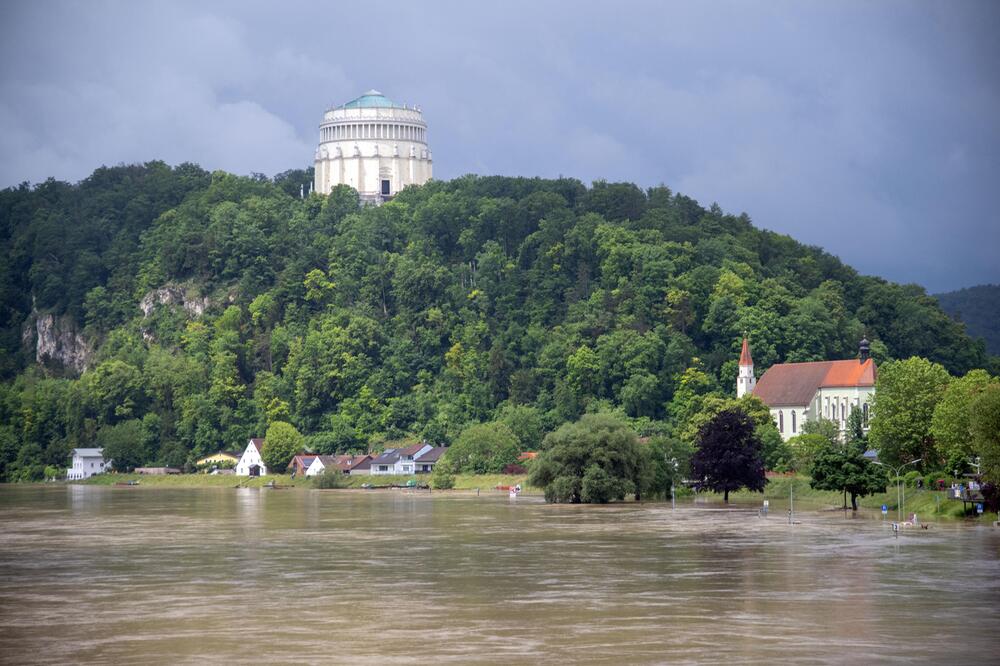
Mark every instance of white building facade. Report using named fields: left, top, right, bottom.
left=67, top=448, right=111, bottom=480
left=235, top=438, right=267, bottom=476
left=313, top=90, right=432, bottom=202
left=739, top=337, right=876, bottom=442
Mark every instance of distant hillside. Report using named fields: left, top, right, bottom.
left=935, top=285, right=1000, bottom=355
left=0, top=163, right=994, bottom=480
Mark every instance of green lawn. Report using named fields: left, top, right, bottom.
left=80, top=471, right=537, bottom=492
left=73, top=471, right=995, bottom=522
left=703, top=474, right=986, bottom=521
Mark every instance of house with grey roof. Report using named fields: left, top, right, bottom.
left=369, top=443, right=433, bottom=475
left=414, top=446, right=448, bottom=473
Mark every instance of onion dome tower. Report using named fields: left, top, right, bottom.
left=313, top=89, right=432, bottom=202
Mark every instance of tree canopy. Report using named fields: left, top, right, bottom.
left=0, top=164, right=995, bottom=480
left=442, top=421, right=520, bottom=474
left=690, top=408, right=767, bottom=503
left=868, top=357, right=952, bottom=469
left=529, top=413, right=652, bottom=503
left=261, top=421, right=303, bottom=474
left=809, top=441, right=887, bottom=510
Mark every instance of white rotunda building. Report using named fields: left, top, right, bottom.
left=313, top=90, right=432, bottom=201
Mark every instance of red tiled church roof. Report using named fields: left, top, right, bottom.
left=753, top=358, right=876, bottom=407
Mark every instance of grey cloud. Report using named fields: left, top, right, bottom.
left=1, top=0, right=997, bottom=292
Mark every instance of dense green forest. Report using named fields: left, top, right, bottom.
left=0, top=162, right=994, bottom=480
left=935, top=285, right=1000, bottom=356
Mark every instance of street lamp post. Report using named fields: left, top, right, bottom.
left=874, top=458, right=922, bottom=523
left=668, top=457, right=678, bottom=510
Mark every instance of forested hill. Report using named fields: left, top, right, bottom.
left=0, top=162, right=993, bottom=479
left=935, top=285, right=1000, bottom=355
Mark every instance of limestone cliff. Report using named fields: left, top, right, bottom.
left=22, top=311, right=92, bottom=375
left=139, top=285, right=210, bottom=318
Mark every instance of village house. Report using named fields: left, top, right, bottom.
left=414, top=446, right=448, bottom=473
left=738, top=336, right=876, bottom=441
left=369, top=443, right=434, bottom=475
left=195, top=451, right=241, bottom=467
left=287, top=454, right=321, bottom=477
left=66, top=448, right=111, bottom=480
left=235, top=438, right=266, bottom=476
left=305, top=454, right=373, bottom=477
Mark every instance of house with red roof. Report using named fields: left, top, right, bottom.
left=305, top=453, right=373, bottom=477
left=287, top=454, right=322, bottom=477
left=738, top=336, right=876, bottom=441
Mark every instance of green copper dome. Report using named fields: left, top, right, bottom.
left=339, top=89, right=404, bottom=109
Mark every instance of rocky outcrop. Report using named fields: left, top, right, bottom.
left=23, top=312, right=93, bottom=375
left=139, top=286, right=210, bottom=318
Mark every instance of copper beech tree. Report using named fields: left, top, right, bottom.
left=691, top=408, right=767, bottom=503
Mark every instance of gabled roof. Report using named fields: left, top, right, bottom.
left=398, top=442, right=429, bottom=457
left=248, top=438, right=265, bottom=453
left=371, top=449, right=400, bottom=465
left=415, top=447, right=448, bottom=463
left=315, top=454, right=372, bottom=472
left=753, top=358, right=876, bottom=407
left=73, top=448, right=104, bottom=458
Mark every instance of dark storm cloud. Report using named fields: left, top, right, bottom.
left=1, top=0, right=997, bottom=292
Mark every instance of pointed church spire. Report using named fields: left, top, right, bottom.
left=739, top=334, right=753, bottom=367
left=736, top=334, right=756, bottom=398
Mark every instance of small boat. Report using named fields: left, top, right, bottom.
left=114, top=481, right=140, bottom=487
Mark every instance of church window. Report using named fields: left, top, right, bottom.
left=791, top=411, right=797, bottom=433
left=863, top=402, right=869, bottom=426
left=778, top=411, right=784, bottom=433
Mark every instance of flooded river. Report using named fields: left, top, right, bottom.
left=1, top=485, right=998, bottom=663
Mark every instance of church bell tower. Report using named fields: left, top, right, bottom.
left=736, top=335, right=756, bottom=398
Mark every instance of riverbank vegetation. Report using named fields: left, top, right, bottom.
left=0, top=164, right=997, bottom=490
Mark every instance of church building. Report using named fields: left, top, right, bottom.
left=737, top=337, right=876, bottom=441
left=313, top=90, right=432, bottom=202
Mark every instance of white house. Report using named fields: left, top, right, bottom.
left=739, top=337, right=876, bottom=442
left=305, top=454, right=372, bottom=477
left=369, top=443, right=434, bottom=475
left=66, top=448, right=111, bottom=480
left=313, top=90, right=432, bottom=201
left=414, top=447, right=448, bottom=473
left=235, top=438, right=266, bottom=476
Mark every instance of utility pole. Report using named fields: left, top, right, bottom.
left=789, top=480, right=794, bottom=525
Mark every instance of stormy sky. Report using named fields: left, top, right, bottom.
left=1, top=1, right=997, bottom=293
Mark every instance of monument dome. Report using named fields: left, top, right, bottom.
left=313, top=90, right=432, bottom=201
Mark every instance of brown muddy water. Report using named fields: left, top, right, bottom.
left=1, top=485, right=998, bottom=664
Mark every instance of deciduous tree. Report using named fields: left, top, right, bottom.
left=262, top=421, right=303, bottom=474
left=869, top=357, right=951, bottom=469
left=690, top=408, right=766, bottom=503
left=529, top=413, right=652, bottom=503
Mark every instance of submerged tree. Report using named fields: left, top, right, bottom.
left=529, top=413, right=652, bottom=504
left=690, top=408, right=766, bottom=503
left=809, top=442, right=887, bottom=510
